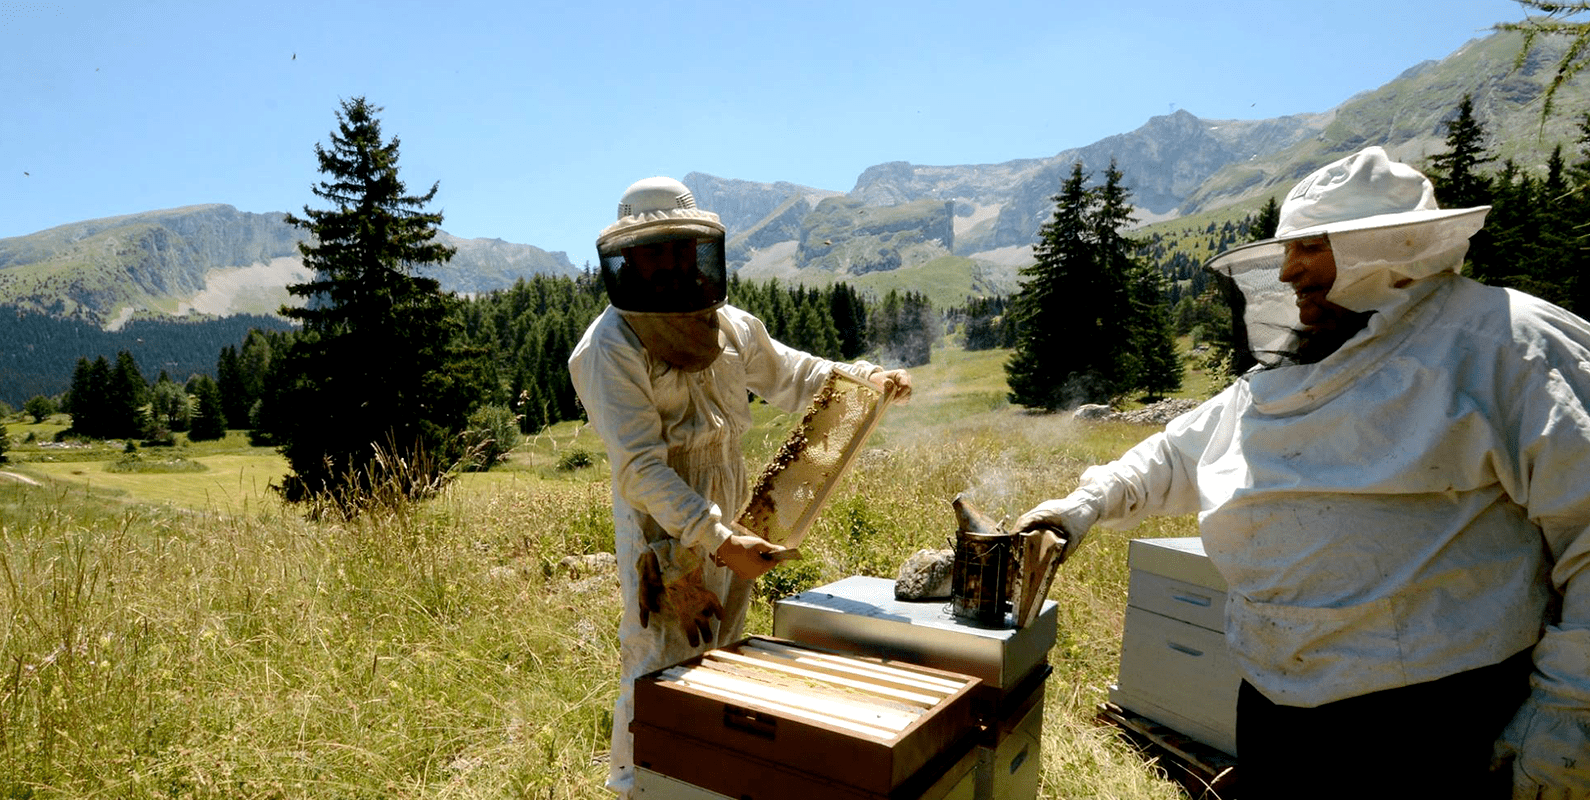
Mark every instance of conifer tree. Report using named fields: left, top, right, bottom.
left=1430, top=95, right=1496, bottom=210
left=828, top=283, right=870, bottom=359
left=216, top=345, right=247, bottom=428
left=1007, top=162, right=1098, bottom=410
left=1250, top=196, right=1280, bottom=242
left=188, top=375, right=228, bottom=441
left=268, top=96, right=487, bottom=504
left=107, top=351, right=149, bottom=440
left=1006, top=160, right=1158, bottom=408
left=1429, top=95, right=1497, bottom=282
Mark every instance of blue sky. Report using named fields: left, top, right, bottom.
left=2, top=0, right=1528, bottom=263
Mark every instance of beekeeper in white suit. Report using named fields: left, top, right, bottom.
left=568, top=176, right=911, bottom=798
left=1016, top=147, right=1590, bottom=799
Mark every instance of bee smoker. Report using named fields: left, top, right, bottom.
left=949, top=495, right=1067, bottom=629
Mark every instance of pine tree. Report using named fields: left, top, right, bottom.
left=1007, top=162, right=1098, bottom=410
left=1250, top=196, right=1280, bottom=242
left=828, top=283, right=869, bottom=359
left=1091, top=161, right=1141, bottom=393
left=1430, top=95, right=1496, bottom=209
left=188, top=375, right=228, bottom=441
left=1429, top=95, right=1497, bottom=282
left=216, top=344, right=248, bottom=428
left=1006, top=160, right=1153, bottom=409
left=268, top=96, right=487, bottom=504
left=106, top=351, right=149, bottom=440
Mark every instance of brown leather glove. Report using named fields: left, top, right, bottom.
left=635, top=550, right=724, bottom=648
left=664, top=564, right=725, bottom=648
left=636, top=548, right=667, bottom=630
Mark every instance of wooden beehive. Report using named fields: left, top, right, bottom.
left=633, top=636, right=980, bottom=799
left=737, top=371, right=895, bottom=548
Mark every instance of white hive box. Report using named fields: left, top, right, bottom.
left=1108, top=537, right=1240, bottom=756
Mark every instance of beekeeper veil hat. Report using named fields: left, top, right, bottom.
left=596, top=176, right=728, bottom=314
left=1204, top=146, right=1490, bottom=366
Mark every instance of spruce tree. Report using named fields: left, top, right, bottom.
left=107, top=351, right=149, bottom=440
left=1250, top=196, right=1280, bottom=242
left=1430, top=95, right=1496, bottom=210
left=216, top=345, right=248, bottom=428
left=269, top=96, right=486, bottom=504
left=1007, top=162, right=1098, bottom=410
left=1429, top=95, right=1497, bottom=282
left=188, top=375, right=228, bottom=441
left=1006, top=160, right=1154, bottom=409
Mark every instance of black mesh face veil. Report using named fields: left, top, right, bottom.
left=598, top=232, right=726, bottom=314
left=1204, top=241, right=1304, bottom=369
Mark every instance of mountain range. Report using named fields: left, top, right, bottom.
left=1, top=29, right=1584, bottom=327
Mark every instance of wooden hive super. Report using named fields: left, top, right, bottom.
left=632, top=636, right=982, bottom=799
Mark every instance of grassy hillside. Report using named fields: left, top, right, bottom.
left=0, top=345, right=1205, bottom=799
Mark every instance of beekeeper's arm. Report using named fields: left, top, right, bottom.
left=1493, top=320, right=1590, bottom=799
left=726, top=308, right=902, bottom=412
left=1013, top=386, right=1232, bottom=560
left=569, top=327, right=773, bottom=581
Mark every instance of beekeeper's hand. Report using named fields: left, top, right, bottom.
left=871, top=369, right=913, bottom=404
left=713, top=526, right=785, bottom=581
left=1493, top=690, right=1590, bottom=800
left=1013, top=496, right=1096, bottom=564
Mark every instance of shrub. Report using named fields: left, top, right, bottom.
left=461, top=404, right=522, bottom=472
left=556, top=449, right=594, bottom=471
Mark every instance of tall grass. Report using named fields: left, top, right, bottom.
left=0, top=349, right=1204, bottom=799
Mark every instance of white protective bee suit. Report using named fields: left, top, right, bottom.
left=1020, top=148, right=1590, bottom=797
left=567, top=177, right=880, bottom=797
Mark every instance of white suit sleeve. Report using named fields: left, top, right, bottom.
left=1074, top=388, right=1233, bottom=532
left=728, top=309, right=878, bottom=414
left=568, top=323, right=731, bottom=555
left=1494, top=309, right=1590, bottom=796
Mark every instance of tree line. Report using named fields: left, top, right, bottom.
left=14, top=97, right=944, bottom=509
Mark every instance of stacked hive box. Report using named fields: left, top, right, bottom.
left=1108, top=537, right=1240, bottom=756
left=772, top=576, right=1054, bottom=800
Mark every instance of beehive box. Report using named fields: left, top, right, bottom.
left=1107, top=537, right=1240, bottom=756
left=633, top=737, right=980, bottom=800
left=737, top=371, right=894, bottom=548
left=632, top=636, right=980, bottom=799
left=773, top=576, right=1056, bottom=702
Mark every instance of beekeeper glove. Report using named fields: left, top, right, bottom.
left=636, top=541, right=726, bottom=648
left=1493, top=692, right=1590, bottom=800
left=1013, top=490, right=1099, bottom=564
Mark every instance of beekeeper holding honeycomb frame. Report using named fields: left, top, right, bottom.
left=569, top=176, right=911, bottom=798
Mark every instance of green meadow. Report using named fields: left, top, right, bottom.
left=0, top=343, right=1215, bottom=799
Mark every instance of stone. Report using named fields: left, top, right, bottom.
left=894, top=548, right=955, bottom=600
left=1074, top=403, right=1115, bottom=421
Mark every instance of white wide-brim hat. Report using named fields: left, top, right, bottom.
left=1206, top=145, right=1491, bottom=305
left=1204, top=146, right=1490, bottom=364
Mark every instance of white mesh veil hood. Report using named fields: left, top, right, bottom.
left=1205, top=147, right=1489, bottom=366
